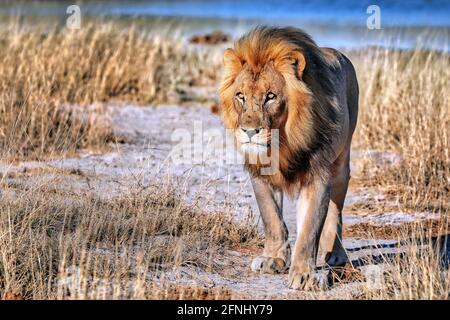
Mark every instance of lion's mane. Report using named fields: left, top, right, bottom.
left=220, top=27, right=343, bottom=192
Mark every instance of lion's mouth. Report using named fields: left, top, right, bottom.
left=242, top=142, right=268, bottom=146
left=240, top=142, right=269, bottom=155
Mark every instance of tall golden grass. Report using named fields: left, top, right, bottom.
left=348, top=48, right=449, bottom=299
left=353, top=221, right=449, bottom=300
left=351, top=48, right=449, bottom=211
left=0, top=23, right=221, bottom=159
left=0, top=183, right=260, bottom=299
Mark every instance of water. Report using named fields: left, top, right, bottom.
left=1, top=0, right=449, bottom=50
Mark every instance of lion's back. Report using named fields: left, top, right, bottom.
left=321, top=47, right=359, bottom=137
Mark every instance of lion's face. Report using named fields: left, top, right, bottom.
left=220, top=40, right=308, bottom=161
left=231, top=63, right=288, bottom=155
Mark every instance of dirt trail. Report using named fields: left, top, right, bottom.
left=0, top=104, right=439, bottom=299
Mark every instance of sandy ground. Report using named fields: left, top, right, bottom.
left=0, top=104, right=441, bottom=299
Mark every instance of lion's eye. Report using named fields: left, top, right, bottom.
left=235, top=92, right=245, bottom=103
left=265, top=92, right=276, bottom=103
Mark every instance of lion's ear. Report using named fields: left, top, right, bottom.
left=289, top=51, right=306, bottom=79
left=223, top=48, right=242, bottom=72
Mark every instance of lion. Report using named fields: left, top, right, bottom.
left=219, top=26, right=359, bottom=290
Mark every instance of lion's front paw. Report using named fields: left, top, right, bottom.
left=251, top=256, right=288, bottom=274
left=288, top=268, right=328, bottom=291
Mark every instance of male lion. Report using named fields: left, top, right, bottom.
left=219, top=27, right=358, bottom=290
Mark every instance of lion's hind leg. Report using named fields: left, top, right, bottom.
left=319, top=148, right=350, bottom=268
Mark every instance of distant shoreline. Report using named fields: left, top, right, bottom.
left=1, top=15, right=449, bottom=52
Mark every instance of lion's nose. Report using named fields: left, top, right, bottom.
left=241, top=128, right=262, bottom=140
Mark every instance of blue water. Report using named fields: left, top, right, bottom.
left=1, top=0, right=450, bottom=50
left=95, top=0, right=450, bottom=27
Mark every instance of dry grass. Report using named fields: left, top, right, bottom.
left=349, top=48, right=449, bottom=211
left=0, top=184, right=260, bottom=299
left=338, top=48, right=450, bottom=300
left=345, top=48, right=450, bottom=297
left=357, top=226, right=450, bottom=300
left=0, top=23, right=222, bottom=159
